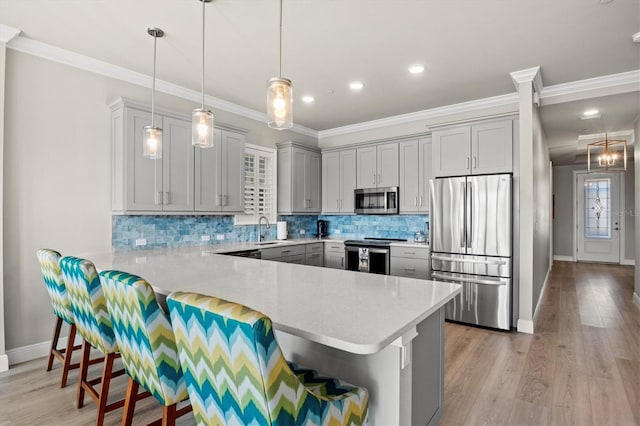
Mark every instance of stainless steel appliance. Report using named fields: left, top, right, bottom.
left=344, top=238, right=405, bottom=274
left=220, top=249, right=262, bottom=259
left=429, top=174, right=512, bottom=330
left=354, top=187, right=399, bottom=215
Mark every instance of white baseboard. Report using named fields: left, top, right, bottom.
left=634, top=292, right=640, bottom=308
left=621, top=259, right=635, bottom=266
left=6, top=336, right=69, bottom=366
left=553, top=255, right=574, bottom=262
left=517, top=319, right=534, bottom=334
left=0, top=354, right=8, bottom=372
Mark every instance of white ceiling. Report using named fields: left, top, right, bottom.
left=1, top=0, right=639, bottom=160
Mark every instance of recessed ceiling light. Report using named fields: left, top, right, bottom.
left=408, top=64, right=425, bottom=74
left=583, top=109, right=600, bottom=116
left=349, top=81, right=364, bottom=90
left=599, top=0, right=614, bottom=4
left=301, top=95, right=315, bottom=104
left=633, top=32, right=640, bottom=43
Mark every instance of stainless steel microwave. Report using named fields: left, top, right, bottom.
left=354, top=187, right=399, bottom=214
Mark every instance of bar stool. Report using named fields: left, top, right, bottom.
left=36, top=248, right=81, bottom=388
left=167, top=291, right=369, bottom=425
left=59, top=256, right=126, bottom=426
left=99, top=270, right=191, bottom=426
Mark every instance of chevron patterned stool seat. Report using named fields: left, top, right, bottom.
left=36, top=249, right=82, bottom=388
left=59, top=256, right=128, bottom=426
left=99, top=270, right=192, bottom=426
left=167, top=291, right=369, bottom=426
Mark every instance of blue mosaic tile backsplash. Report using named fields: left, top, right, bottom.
left=112, top=214, right=428, bottom=250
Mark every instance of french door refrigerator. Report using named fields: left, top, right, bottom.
left=429, top=174, right=512, bottom=330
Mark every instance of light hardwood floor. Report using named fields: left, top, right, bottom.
left=0, top=261, right=638, bottom=425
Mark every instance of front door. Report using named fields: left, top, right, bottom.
left=576, top=172, right=621, bottom=263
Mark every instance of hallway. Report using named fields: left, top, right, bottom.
left=441, top=261, right=639, bottom=425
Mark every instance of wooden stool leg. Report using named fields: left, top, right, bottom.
left=47, top=317, right=63, bottom=371
left=162, top=404, right=177, bottom=426
left=95, top=352, right=116, bottom=426
left=60, top=323, right=77, bottom=388
left=77, top=340, right=91, bottom=409
left=121, top=377, right=139, bottom=426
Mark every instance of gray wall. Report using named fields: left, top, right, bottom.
left=552, top=163, right=635, bottom=261
left=3, top=50, right=316, bottom=351
left=531, top=107, right=551, bottom=315
left=635, top=117, right=640, bottom=301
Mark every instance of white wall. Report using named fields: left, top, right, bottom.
left=2, top=49, right=315, bottom=353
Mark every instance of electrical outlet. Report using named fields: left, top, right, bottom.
left=201, top=235, right=211, bottom=241
left=299, top=229, right=305, bottom=235
left=335, top=229, right=341, bottom=234
left=135, top=238, right=147, bottom=246
left=216, top=234, right=225, bottom=241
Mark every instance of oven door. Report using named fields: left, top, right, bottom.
left=345, top=246, right=390, bottom=274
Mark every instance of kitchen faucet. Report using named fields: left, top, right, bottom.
left=258, top=215, right=270, bottom=242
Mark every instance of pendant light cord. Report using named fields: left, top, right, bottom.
left=279, top=0, right=283, bottom=78
left=201, top=0, right=206, bottom=109
left=152, top=33, right=157, bottom=126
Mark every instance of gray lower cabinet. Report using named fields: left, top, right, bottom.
left=305, top=243, right=324, bottom=266
left=390, top=246, right=431, bottom=279
left=261, top=243, right=323, bottom=266
left=324, top=241, right=345, bottom=269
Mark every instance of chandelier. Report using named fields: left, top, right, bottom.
left=587, top=133, right=627, bottom=173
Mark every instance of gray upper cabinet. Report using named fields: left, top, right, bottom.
left=322, top=149, right=356, bottom=214
left=195, top=128, right=246, bottom=213
left=432, top=119, right=513, bottom=177
left=399, top=138, right=432, bottom=213
left=111, top=98, right=246, bottom=214
left=112, top=105, right=194, bottom=213
left=277, top=142, right=321, bottom=214
left=356, top=142, right=399, bottom=188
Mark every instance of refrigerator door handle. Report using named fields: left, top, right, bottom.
left=431, top=254, right=508, bottom=265
left=432, top=272, right=507, bottom=286
left=467, top=182, right=473, bottom=249
left=460, top=182, right=466, bottom=248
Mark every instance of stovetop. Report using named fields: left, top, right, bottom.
left=344, top=237, right=406, bottom=247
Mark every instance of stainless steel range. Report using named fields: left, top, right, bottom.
left=344, top=238, right=406, bottom=275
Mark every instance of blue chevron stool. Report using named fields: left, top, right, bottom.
left=36, top=249, right=83, bottom=388
left=167, top=291, right=369, bottom=426
left=59, top=256, right=128, bottom=426
left=99, top=270, right=192, bottom=426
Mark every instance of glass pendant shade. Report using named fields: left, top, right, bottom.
left=192, top=108, right=214, bottom=148
left=267, top=77, right=293, bottom=130
left=143, top=125, right=163, bottom=159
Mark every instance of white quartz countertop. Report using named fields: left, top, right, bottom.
left=86, top=246, right=459, bottom=355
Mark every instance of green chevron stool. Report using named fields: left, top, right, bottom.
left=167, top=291, right=369, bottom=426
left=36, top=249, right=83, bottom=388
left=59, top=256, right=127, bottom=426
left=99, top=270, right=192, bottom=426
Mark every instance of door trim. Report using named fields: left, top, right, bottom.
left=573, top=170, right=626, bottom=264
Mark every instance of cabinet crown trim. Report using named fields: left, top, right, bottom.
left=276, top=141, right=321, bottom=152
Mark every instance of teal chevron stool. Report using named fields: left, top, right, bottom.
left=59, top=256, right=127, bottom=426
left=99, top=270, right=192, bottom=426
left=36, top=249, right=82, bottom=388
left=167, top=291, right=369, bottom=426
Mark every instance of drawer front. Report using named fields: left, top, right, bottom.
left=390, top=256, right=430, bottom=279
left=306, top=243, right=324, bottom=254
left=261, top=244, right=305, bottom=260
left=324, top=242, right=345, bottom=254
left=283, top=254, right=305, bottom=264
left=325, top=253, right=345, bottom=269
left=390, top=246, right=430, bottom=260
left=305, top=252, right=324, bottom=267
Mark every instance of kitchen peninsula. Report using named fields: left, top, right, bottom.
left=88, top=246, right=461, bottom=425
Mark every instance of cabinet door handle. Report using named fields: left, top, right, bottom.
left=404, top=251, right=416, bottom=255
left=404, top=268, right=416, bottom=272
left=341, top=257, right=344, bottom=267
left=340, top=199, right=343, bottom=209
left=419, top=195, right=423, bottom=206
left=378, top=174, right=381, bottom=185
left=336, top=200, right=339, bottom=209
left=414, top=196, right=418, bottom=206
left=373, top=173, right=376, bottom=185
left=466, top=157, right=470, bottom=170
left=473, top=156, right=477, bottom=168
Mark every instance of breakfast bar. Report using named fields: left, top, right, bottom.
left=88, top=246, right=461, bottom=425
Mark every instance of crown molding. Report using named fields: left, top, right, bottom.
left=539, top=70, right=640, bottom=105
left=318, top=92, right=519, bottom=138
left=510, top=66, right=543, bottom=93
left=6, top=35, right=318, bottom=138
left=0, top=24, right=20, bottom=43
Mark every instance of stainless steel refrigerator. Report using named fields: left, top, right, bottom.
left=429, top=174, right=512, bottom=330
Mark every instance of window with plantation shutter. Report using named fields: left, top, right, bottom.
left=234, top=145, right=277, bottom=225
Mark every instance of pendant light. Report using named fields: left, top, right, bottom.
left=267, top=0, right=293, bottom=130
left=587, top=133, right=628, bottom=172
left=192, top=0, right=214, bottom=148
left=143, top=27, right=164, bottom=159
